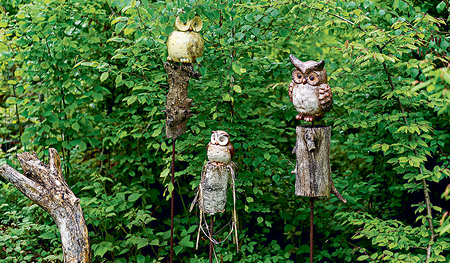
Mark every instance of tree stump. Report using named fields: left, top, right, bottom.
left=292, top=125, right=347, bottom=202
left=163, top=62, right=201, bottom=139
left=0, top=148, right=91, bottom=263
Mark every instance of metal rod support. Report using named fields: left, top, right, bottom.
left=170, top=139, right=176, bottom=263
left=310, top=197, right=315, bottom=263
left=209, top=215, right=214, bottom=263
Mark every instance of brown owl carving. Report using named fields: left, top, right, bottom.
left=207, top=130, right=234, bottom=165
left=288, top=54, right=333, bottom=122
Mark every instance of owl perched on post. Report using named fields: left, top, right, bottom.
left=207, top=130, right=234, bottom=165
left=167, top=16, right=204, bottom=63
left=288, top=54, right=333, bottom=122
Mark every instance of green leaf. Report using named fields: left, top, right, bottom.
left=179, top=235, right=194, bottom=247
left=100, top=72, right=109, bottom=82
left=127, top=96, right=137, bottom=105
left=233, top=85, right=242, bottom=93
left=136, top=255, right=145, bottom=263
left=39, top=232, right=56, bottom=240
left=437, top=1, right=446, bottom=13
left=21, top=132, right=32, bottom=143
left=128, top=193, right=142, bottom=202
left=93, top=92, right=103, bottom=101
left=357, top=255, right=369, bottom=261
left=79, top=140, right=87, bottom=151
left=232, top=62, right=242, bottom=75
left=168, top=182, right=174, bottom=194
left=41, top=62, right=50, bottom=69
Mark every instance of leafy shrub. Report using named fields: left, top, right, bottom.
left=0, top=0, right=449, bottom=262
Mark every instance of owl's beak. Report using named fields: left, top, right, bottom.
left=302, top=78, right=307, bottom=84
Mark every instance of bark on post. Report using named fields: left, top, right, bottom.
left=292, top=125, right=347, bottom=203
left=0, top=148, right=91, bottom=263
left=163, top=62, right=200, bottom=139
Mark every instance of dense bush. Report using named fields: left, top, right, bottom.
left=0, top=0, right=449, bottom=262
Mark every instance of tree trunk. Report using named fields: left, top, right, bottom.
left=292, top=125, right=347, bottom=203
left=0, top=148, right=91, bottom=263
left=163, top=62, right=200, bottom=139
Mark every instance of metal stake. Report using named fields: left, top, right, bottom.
left=310, top=197, right=315, bottom=263
left=209, top=215, right=214, bottom=263
left=170, top=139, right=176, bottom=263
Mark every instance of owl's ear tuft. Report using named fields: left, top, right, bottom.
left=289, top=54, right=303, bottom=69
left=314, top=60, right=325, bottom=70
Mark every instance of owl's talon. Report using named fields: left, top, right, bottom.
left=304, top=116, right=315, bottom=122
left=167, top=56, right=173, bottom=61
left=295, top=114, right=304, bottom=120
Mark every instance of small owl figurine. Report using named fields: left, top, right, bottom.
left=207, top=130, right=235, bottom=165
left=167, top=16, right=204, bottom=63
left=190, top=130, right=238, bottom=251
left=288, top=54, right=333, bottom=122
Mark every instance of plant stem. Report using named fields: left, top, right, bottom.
left=380, top=61, right=434, bottom=262
left=11, top=86, right=23, bottom=139
left=176, top=178, right=191, bottom=228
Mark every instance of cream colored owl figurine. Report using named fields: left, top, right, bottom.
left=288, top=54, right=333, bottom=122
left=167, top=16, right=204, bottom=63
left=207, top=130, right=235, bottom=165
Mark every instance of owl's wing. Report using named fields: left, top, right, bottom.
left=288, top=82, right=294, bottom=102
left=228, top=144, right=235, bottom=160
left=319, top=84, right=333, bottom=111
left=206, top=142, right=212, bottom=152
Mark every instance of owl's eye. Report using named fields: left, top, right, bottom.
left=297, top=74, right=302, bottom=79
left=307, top=72, right=319, bottom=84
left=218, top=135, right=229, bottom=146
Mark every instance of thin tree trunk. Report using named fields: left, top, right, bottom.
left=0, top=148, right=91, bottom=263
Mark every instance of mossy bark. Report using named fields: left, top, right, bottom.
left=0, top=148, right=91, bottom=263
left=163, top=62, right=201, bottom=139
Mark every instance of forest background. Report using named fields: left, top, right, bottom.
left=1, top=0, right=450, bottom=262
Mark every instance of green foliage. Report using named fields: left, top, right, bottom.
left=1, top=0, right=450, bottom=262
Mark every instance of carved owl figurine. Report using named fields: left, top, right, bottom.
left=288, top=54, right=333, bottom=122
left=167, top=16, right=204, bottom=63
left=207, top=130, right=235, bottom=165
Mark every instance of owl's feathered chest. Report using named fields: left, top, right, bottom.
left=292, top=85, right=321, bottom=115
left=207, top=144, right=231, bottom=164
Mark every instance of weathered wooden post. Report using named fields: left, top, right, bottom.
left=0, top=148, right=91, bottom=263
left=164, top=15, right=204, bottom=263
left=288, top=54, right=346, bottom=262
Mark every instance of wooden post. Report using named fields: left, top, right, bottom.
left=292, top=125, right=347, bottom=202
left=0, top=148, right=91, bottom=263
left=163, top=62, right=200, bottom=139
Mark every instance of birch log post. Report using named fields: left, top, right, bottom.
left=292, top=125, right=347, bottom=203
left=0, top=148, right=91, bottom=263
left=164, top=62, right=201, bottom=139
